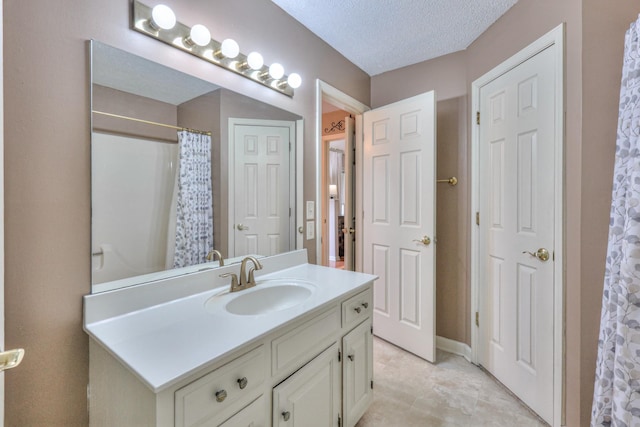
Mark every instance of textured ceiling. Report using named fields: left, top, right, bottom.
left=271, top=0, right=518, bottom=76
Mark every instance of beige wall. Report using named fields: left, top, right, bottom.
left=371, top=0, right=639, bottom=425
left=435, top=97, right=469, bottom=344
left=4, top=0, right=369, bottom=424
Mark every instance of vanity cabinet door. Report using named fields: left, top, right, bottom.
left=342, top=319, right=373, bottom=427
left=272, top=343, right=341, bottom=427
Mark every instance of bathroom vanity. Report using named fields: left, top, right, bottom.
left=84, top=250, right=376, bottom=427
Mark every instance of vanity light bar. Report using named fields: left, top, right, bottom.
left=132, top=1, right=299, bottom=97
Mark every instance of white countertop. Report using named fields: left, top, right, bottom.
left=84, top=250, right=376, bottom=393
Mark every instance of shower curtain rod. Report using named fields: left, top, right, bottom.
left=92, top=110, right=212, bottom=136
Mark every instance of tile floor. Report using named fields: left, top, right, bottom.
left=356, top=337, right=548, bottom=427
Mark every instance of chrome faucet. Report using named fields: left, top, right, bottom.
left=219, top=256, right=263, bottom=293
left=206, top=249, right=224, bottom=266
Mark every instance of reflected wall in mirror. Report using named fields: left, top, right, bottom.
left=91, top=41, right=303, bottom=293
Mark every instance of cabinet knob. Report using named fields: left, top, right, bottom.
left=214, top=389, right=227, bottom=403
left=282, top=411, right=291, bottom=421
left=237, top=377, right=248, bottom=389
left=348, top=354, right=355, bottom=361
left=362, top=302, right=369, bottom=309
left=354, top=306, right=362, bottom=314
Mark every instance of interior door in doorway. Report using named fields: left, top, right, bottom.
left=362, top=91, right=436, bottom=363
left=231, top=120, right=294, bottom=257
left=343, top=117, right=355, bottom=271
left=478, top=45, right=556, bottom=424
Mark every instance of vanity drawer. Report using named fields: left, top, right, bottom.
left=271, top=306, right=341, bottom=377
left=218, top=394, right=266, bottom=427
left=175, top=345, right=266, bottom=427
left=342, top=287, right=373, bottom=329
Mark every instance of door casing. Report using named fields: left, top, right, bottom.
left=470, top=23, right=565, bottom=427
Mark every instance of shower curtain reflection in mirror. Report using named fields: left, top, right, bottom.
left=166, top=130, right=213, bottom=268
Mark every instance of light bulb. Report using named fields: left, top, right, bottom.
left=150, top=5, right=176, bottom=30
left=189, top=24, right=211, bottom=47
left=247, top=52, right=264, bottom=70
left=269, top=63, right=285, bottom=80
left=287, top=73, right=302, bottom=89
left=220, top=39, right=240, bottom=58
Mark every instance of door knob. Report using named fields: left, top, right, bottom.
left=236, top=223, right=249, bottom=231
left=282, top=411, right=291, bottom=421
left=523, top=248, right=550, bottom=262
left=413, top=236, right=431, bottom=246
left=342, top=227, right=355, bottom=235
left=0, top=348, right=24, bottom=372
left=298, top=226, right=304, bottom=234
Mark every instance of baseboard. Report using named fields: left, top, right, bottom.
left=436, top=335, right=472, bottom=363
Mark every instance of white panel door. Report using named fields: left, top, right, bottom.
left=233, top=122, right=291, bottom=257
left=343, top=117, right=356, bottom=270
left=478, top=45, right=556, bottom=423
left=362, top=91, right=436, bottom=362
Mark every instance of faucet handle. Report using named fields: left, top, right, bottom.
left=219, top=272, right=239, bottom=289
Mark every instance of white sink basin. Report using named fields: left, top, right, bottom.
left=205, top=279, right=316, bottom=316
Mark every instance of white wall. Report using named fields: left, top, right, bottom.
left=91, top=133, right=178, bottom=284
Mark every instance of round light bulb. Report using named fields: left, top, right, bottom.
left=150, top=5, right=176, bottom=30
left=269, top=63, right=285, bottom=80
left=247, top=52, right=264, bottom=70
left=287, top=73, right=302, bottom=89
left=189, top=24, right=211, bottom=47
left=220, top=39, right=239, bottom=58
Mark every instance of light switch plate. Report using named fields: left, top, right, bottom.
left=306, top=201, right=315, bottom=220
left=306, top=220, right=315, bottom=240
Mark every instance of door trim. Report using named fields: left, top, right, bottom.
left=470, top=23, right=565, bottom=426
left=315, top=80, right=369, bottom=265
left=227, top=118, right=299, bottom=257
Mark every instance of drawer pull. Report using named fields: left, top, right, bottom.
left=282, top=411, right=291, bottom=421
left=237, top=377, right=248, bottom=389
left=214, top=389, right=227, bottom=403
left=348, top=354, right=355, bottom=361
left=354, top=306, right=362, bottom=314
left=362, top=302, right=369, bottom=309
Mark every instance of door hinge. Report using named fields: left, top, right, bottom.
left=371, top=325, right=373, bottom=335
left=338, top=349, right=341, bottom=362
left=289, top=207, right=292, bottom=217
left=371, top=380, right=374, bottom=389
left=475, top=311, right=480, bottom=327
left=338, top=414, right=342, bottom=427
left=476, top=212, right=480, bottom=226
left=476, top=111, right=480, bottom=125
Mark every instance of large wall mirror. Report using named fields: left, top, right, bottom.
left=90, top=41, right=303, bottom=293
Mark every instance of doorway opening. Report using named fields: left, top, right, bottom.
left=315, top=80, right=369, bottom=270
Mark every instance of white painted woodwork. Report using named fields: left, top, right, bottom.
left=342, top=319, right=373, bottom=427
left=271, top=307, right=341, bottom=377
left=478, top=45, right=556, bottom=424
left=344, top=117, right=356, bottom=270
left=342, top=288, right=373, bottom=330
left=218, top=395, right=266, bottom=427
left=363, top=91, right=437, bottom=362
left=272, top=343, right=341, bottom=427
left=174, top=346, right=266, bottom=427
left=231, top=121, right=294, bottom=257
left=88, top=282, right=374, bottom=426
